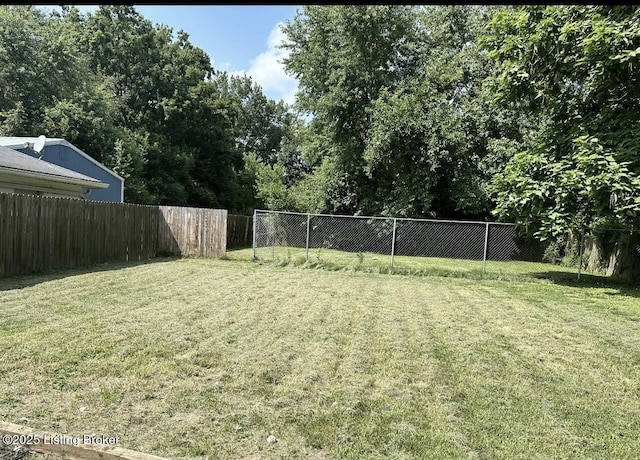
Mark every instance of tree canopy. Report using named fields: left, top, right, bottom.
left=274, top=5, right=528, bottom=219
left=483, top=6, right=640, bottom=238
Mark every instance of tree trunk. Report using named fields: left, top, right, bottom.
left=605, top=232, right=640, bottom=283
left=583, top=235, right=605, bottom=274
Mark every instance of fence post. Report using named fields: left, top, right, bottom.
left=482, top=222, right=489, bottom=273
left=252, top=209, right=257, bottom=260
left=305, top=213, right=311, bottom=261
left=390, top=218, right=397, bottom=268
left=271, top=211, right=276, bottom=259
left=577, top=232, right=584, bottom=280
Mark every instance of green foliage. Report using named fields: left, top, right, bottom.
left=0, top=4, right=535, bottom=219
left=282, top=6, right=525, bottom=218
left=221, top=73, right=295, bottom=167
left=289, top=157, right=343, bottom=213
left=282, top=6, right=422, bottom=215
left=0, top=102, right=26, bottom=135
left=491, top=135, right=640, bottom=239
left=0, top=6, right=85, bottom=134
left=253, top=159, right=295, bottom=211
left=484, top=6, right=640, bottom=237
left=80, top=6, right=243, bottom=208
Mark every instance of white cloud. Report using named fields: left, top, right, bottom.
left=213, top=60, right=232, bottom=71
left=232, top=23, right=298, bottom=105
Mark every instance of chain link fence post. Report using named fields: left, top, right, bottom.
left=305, top=213, right=311, bottom=261
left=482, top=222, right=489, bottom=273
left=390, top=218, right=397, bottom=268
left=271, top=224, right=275, bottom=259
left=577, top=232, right=584, bottom=280
left=252, top=209, right=257, bottom=260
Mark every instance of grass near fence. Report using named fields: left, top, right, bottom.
left=227, top=245, right=589, bottom=282
left=1, top=256, right=640, bottom=459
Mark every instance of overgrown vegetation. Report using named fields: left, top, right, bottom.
left=1, top=258, right=640, bottom=458
left=228, top=246, right=585, bottom=283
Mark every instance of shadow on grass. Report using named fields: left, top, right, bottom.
left=0, top=256, right=180, bottom=292
left=529, top=270, right=640, bottom=298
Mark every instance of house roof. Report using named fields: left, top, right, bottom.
left=0, top=146, right=108, bottom=189
left=0, top=137, right=124, bottom=182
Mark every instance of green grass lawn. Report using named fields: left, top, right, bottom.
left=1, top=255, right=640, bottom=459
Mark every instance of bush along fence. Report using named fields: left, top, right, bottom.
left=0, top=193, right=227, bottom=278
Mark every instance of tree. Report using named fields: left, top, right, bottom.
left=364, top=6, right=512, bottom=218
left=282, top=6, right=523, bottom=219
left=483, top=6, right=640, bottom=280
left=213, top=72, right=306, bottom=213
left=282, top=6, right=420, bottom=214
left=81, top=6, right=245, bottom=207
left=221, top=74, right=293, bottom=166
left=0, top=6, right=88, bottom=134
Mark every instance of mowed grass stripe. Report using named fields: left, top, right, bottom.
left=1, top=258, right=640, bottom=458
left=418, top=282, right=640, bottom=459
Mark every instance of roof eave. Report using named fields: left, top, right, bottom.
left=0, top=166, right=109, bottom=189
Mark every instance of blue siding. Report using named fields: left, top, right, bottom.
left=17, top=145, right=123, bottom=202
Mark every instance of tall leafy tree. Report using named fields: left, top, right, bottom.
left=483, top=5, right=640, bottom=279
left=282, top=5, right=420, bottom=214
left=214, top=72, right=303, bottom=213
left=0, top=6, right=87, bottom=134
left=81, top=6, right=243, bottom=207
left=364, top=6, right=521, bottom=218
left=221, top=74, right=294, bottom=166
left=483, top=6, right=640, bottom=278
left=282, top=6, right=524, bottom=218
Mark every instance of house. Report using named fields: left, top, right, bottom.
left=0, top=137, right=124, bottom=202
left=0, top=146, right=108, bottom=199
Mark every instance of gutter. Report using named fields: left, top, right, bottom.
left=0, top=166, right=109, bottom=189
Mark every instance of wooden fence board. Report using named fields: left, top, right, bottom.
left=158, top=206, right=227, bottom=258
left=16, top=196, right=25, bottom=275
left=28, top=196, right=38, bottom=274
left=0, top=194, right=7, bottom=277
left=14, top=196, right=23, bottom=275
left=7, top=195, right=15, bottom=276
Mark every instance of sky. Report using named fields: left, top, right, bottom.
left=37, top=5, right=302, bottom=104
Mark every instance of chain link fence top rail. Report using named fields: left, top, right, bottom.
left=252, top=210, right=556, bottom=275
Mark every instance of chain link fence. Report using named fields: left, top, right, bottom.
left=252, top=210, right=552, bottom=276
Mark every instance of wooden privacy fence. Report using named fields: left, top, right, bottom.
left=0, top=193, right=227, bottom=278
left=158, top=206, right=227, bottom=257
left=227, top=214, right=253, bottom=248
